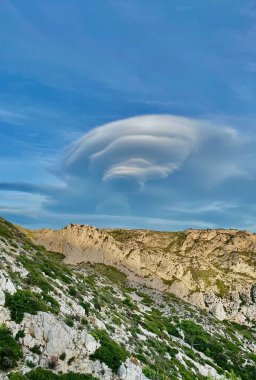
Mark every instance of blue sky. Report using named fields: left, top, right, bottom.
left=1, top=0, right=256, bottom=231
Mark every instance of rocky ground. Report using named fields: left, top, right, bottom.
left=29, top=224, right=256, bottom=324
left=0, top=217, right=256, bottom=380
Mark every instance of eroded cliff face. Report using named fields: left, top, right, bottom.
left=2, top=218, right=256, bottom=379
left=29, top=225, right=256, bottom=324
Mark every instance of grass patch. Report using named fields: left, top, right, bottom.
left=216, top=279, right=229, bottom=298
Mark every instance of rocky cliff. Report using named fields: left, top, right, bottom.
left=29, top=225, right=256, bottom=324
left=1, top=217, right=256, bottom=379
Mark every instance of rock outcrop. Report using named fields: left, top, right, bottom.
left=1, top=217, right=256, bottom=379
left=30, top=225, right=256, bottom=323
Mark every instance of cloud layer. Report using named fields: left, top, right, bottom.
left=63, top=115, right=250, bottom=187
left=1, top=114, right=256, bottom=231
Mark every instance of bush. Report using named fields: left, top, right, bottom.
left=178, top=319, right=249, bottom=378
left=142, top=365, right=169, bottom=380
left=30, top=345, right=41, bottom=355
left=65, top=315, right=74, bottom=328
left=166, top=323, right=180, bottom=338
left=9, top=368, right=98, bottom=380
left=79, top=301, right=90, bottom=316
left=26, top=360, right=36, bottom=368
left=42, top=294, right=60, bottom=314
left=15, top=330, right=25, bottom=341
left=0, top=324, right=23, bottom=370
left=92, top=297, right=101, bottom=311
left=9, top=373, right=27, bottom=380
left=90, top=329, right=128, bottom=373
left=122, top=297, right=136, bottom=309
left=67, top=356, right=75, bottom=366
left=5, top=290, right=48, bottom=323
left=61, top=374, right=97, bottom=380
left=59, top=352, right=66, bottom=361
left=68, top=287, right=78, bottom=297
left=18, top=255, right=53, bottom=292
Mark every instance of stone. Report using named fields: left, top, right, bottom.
left=21, top=312, right=99, bottom=358
left=118, top=359, right=149, bottom=380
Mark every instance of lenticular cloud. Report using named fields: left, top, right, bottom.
left=62, top=114, right=240, bottom=187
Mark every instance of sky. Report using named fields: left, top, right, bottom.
left=1, top=0, right=256, bottom=231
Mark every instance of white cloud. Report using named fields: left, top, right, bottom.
left=28, top=210, right=216, bottom=230
left=166, top=201, right=237, bottom=214
left=0, top=191, right=48, bottom=217
left=63, top=114, right=249, bottom=187
left=0, top=108, right=26, bottom=125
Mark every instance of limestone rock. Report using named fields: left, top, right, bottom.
left=0, top=270, right=16, bottom=306
left=29, top=225, right=256, bottom=323
left=119, top=359, right=149, bottom=380
left=21, top=312, right=99, bottom=358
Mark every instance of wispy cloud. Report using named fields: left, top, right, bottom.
left=0, top=182, right=65, bottom=194
left=0, top=108, right=27, bottom=125
left=0, top=190, right=48, bottom=218
left=166, top=201, right=237, bottom=214
left=12, top=210, right=215, bottom=231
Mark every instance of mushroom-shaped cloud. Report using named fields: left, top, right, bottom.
left=62, top=114, right=233, bottom=187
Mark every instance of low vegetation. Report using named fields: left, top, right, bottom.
left=5, top=290, right=49, bottom=323
left=0, top=324, right=23, bottom=370
left=9, top=369, right=98, bottom=380
left=90, top=329, right=128, bottom=373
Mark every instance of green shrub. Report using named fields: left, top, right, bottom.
left=143, top=366, right=157, bottom=379
left=9, top=373, right=27, bottom=380
left=112, top=316, right=122, bottom=326
left=59, top=352, right=66, bottom=361
left=15, top=330, right=25, bottom=341
left=68, top=287, right=78, bottom=297
left=5, top=290, right=48, bottom=323
left=179, top=320, right=210, bottom=347
left=178, top=319, right=250, bottom=378
left=90, top=329, right=128, bottom=373
left=67, top=357, right=75, bottom=366
left=92, top=297, right=101, bottom=311
left=137, top=292, right=153, bottom=306
left=65, top=315, right=74, bottom=328
left=42, top=293, right=60, bottom=314
left=141, top=309, right=169, bottom=338
left=166, top=323, right=180, bottom=338
left=18, top=255, right=53, bottom=292
left=30, top=345, right=41, bottom=355
left=122, top=296, right=136, bottom=309
left=9, top=368, right=98, bottom=380
left=18, top=250, right=72, bottom=292
left=26, top=360, right=36, bottom=368
left=0, top=324, right=23, bottom=370
left=142, top=365, right=169, bottom=380
left=79, top=301, right=90, bottom=316
left=61, top=374, right=98, bottom=380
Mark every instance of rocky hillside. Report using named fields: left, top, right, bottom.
left=0, top=217, right=256, bottom=379
left=28, top=224, right=256, bottom=325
